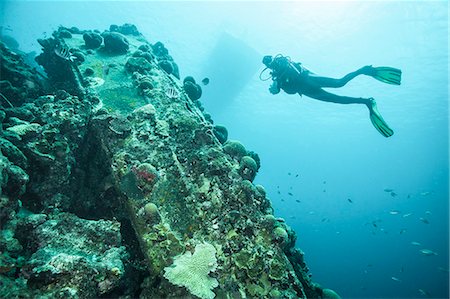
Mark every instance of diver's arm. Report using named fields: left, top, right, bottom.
left=269, top=79, right=281, bottom=94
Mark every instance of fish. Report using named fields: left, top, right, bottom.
left=321, top=217, right=328, bottom=222
left=165, top=87, right=179, bottom=99
left=389, top=210, right=400, bottom=215
left=420, top=191, right=431, bottom=196
left=419, top=217, right=430, bottom=224
left=402, top=213, right=413, bottom=218
left=277, top=191, right=281, bottom=194
left=399, top=229, right=407, bottom=234
left=410, top=241, right=422, bottom=246
left=288, top=192, right=293, bottom=196
left=295, top=174, right=299, bottom=177
left=391, top=276, right=401, bottom=282
left=295, top=199, right=300, bottom=203
left=102, top=64, right=110, bottom=77
left=323, top=181, right=326, bottom=184
left=201, top=77, right=209, bottom=85
left=347, top=198, right=353, bottom=203
left=390, top=192, right=397, bottom=197
left=54, top=44, right=76, bottom=62
left=288, top=172, right=291, bottom=175
left=425, top=211, right=432, bottom=215
left=418, top=289, right=430, bottom=297
left=420, top=249, right=438, bottom=256
left=384, top=188, right=394, bottom=192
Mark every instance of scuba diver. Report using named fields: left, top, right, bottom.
left=260, top=54, right=402, bottom=137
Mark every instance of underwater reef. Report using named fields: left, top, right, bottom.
left=0, top=24, right=337, bottom=298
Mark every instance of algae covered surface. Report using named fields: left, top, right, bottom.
left=0, top=24, right=333, bottom=298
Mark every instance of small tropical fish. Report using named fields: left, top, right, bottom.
left=390, top=192, right=397, bottom=197
left=165, top=87, right=179, bottom=99
left=420, top=191, right=431, bottom=196
left=420, top=249, right=437, bottom=256
left=54, top=44, right=76, bottom=62
left=391, top=276, right=401, bottom=282
left=295, top=199, right=300, bottom=203
left=384, top=188, right=394, bottom=192
left=102, top=64, right=110, bottom=77
left=402, top=213, right=413, bottom=218
left=372, top=222, right=378, bottom=228
left=419, top=217, right=430, bottom=224
left=411, top=241, right=422, bottom=246
left=201, top=77, right=209, bottom=85
left=347, top=198, right=353, bottom=203
left=425, top=211, right=432, bottom=215
left=288, top=192, right=293, bottom=196
left=418, top=289, right=430, bottom=297
left=295, top=174, right=299, bottom=177
left=277, top=191, right=281, bottom=194
left=389, top=210, right=400, bottom=215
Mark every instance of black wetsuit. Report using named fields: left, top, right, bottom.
left=270, top=57, right=308, bottom=95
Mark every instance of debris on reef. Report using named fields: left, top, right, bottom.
left=0, top=24, right=337, bottom=298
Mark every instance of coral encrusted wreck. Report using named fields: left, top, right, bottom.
left=0, top=24, right=332, bottom=298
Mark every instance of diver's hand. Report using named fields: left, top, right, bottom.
left=269, top=82, right=280, bottom=94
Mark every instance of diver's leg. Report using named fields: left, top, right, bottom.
left=302, top=89, right=394, bottom=137
left=306, top=66, right=371, bottom=88
left=302, top=88, right=372, bottom=106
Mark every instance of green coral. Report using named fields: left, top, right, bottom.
left=238, top=156, right=258, bottom=182
left=164, top=242, right=218, bottom=299
left=223, top=140, right=247, bottom=160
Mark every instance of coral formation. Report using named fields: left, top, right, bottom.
left=83, top=32, right=103, bottom=49
left=164, top=242, right=218, bottom=299
left=102, top=32, right=129, bottom=54
left=0, top=23, right=332, bottom=299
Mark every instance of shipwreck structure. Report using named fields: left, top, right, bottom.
left=0, top=24, right=339, bottom=298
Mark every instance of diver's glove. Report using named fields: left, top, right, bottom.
left=269, top=81, right=280, bottom=94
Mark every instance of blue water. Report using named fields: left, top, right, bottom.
left=2, top=1, right=448, bottom=298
